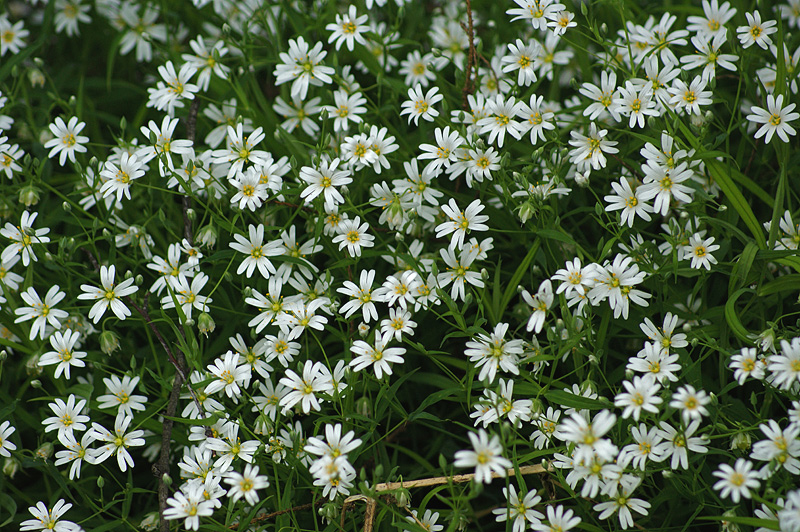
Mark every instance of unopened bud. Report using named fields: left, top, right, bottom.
left=97, top=476, right=105, bottom=488
left=3, top=457, right=20, bottom=479
left=358, top=322, right=370, bottom=337
left=395, top=488, right=411, bottom=508
left=729, top=432, right=751, bottom=452
left=198, top=224, right=217, bottom=248
left=19, top=185, right=41, bottom=206
left=99, top=330, right=121, bottom=355
left=198, top=312, right=216, bottom=337
left=36, top=442, right=54, bottom=460
left=26, top=354, right=42, bottom=376
left=162, top=473, right=172, bottom=486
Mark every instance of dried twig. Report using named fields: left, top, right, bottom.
left=342, top=464, right=552, bottom=532
left=227, top=500, right=326, bottom=529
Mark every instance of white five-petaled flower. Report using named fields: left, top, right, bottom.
left=332, top=216, right=375, bottom=257
left=225, top=464, right=270, bottom=505
left=163, top=482, right=215, bottom=531
left=43, top=116, right=89, bottom=166
left=90, top=413, right=146, bottom=472
left=97, top=374, right=148, bottom=417
left=230, top=224, right=283, bottom=279
left=15, top=285, right=69, bottom=340
left=326, top=5, right=368, bottom=51
left=20, top=499, right=82, bottom=532
left=78, top=265, right=139, bottom=323
left=205, top=351, right=252, bottom=403
left=38, top=329, right=87, bottom=380
left=299, top=157, right=352, bottom=209
left=349, top=330, right=406, bottom=379
left=42, top=394, right=89, bottom=440
left=435, top=198, right=490, bottom=250
left=453, top=429, right=512, bottom=484
left=273, top=36, right=335, bottom=101
left=683, top=233, right=720, bottom=270
left=737, top=11, right=777, bottom=50
left=1, top=210, right=51, bottom=266
left=746, top=94, right=799, bottom=144
left=713, top=458, right=760, bottom=503
left=400, top=84, right=443, bottom=125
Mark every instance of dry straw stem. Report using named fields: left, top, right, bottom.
left=342, top=463, right=551, bottom=532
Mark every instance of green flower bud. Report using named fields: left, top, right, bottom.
left=19, top=185, right=41, bottom=206
left=198, top=312, right=216, bottom=337
left=197, top=224, right=217, bottom=248
left=3, top=457, right=20, bottom=479
left=36, top=442, right=54, bottom=460
left=99, top=330, right=121, bottom=355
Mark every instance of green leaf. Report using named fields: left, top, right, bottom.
left=758, top=274, right=800, bottom=296
left=724, top=288, right=755, bottom=342
left=728, top=242, right=759, bottom=293
left=699, top=516, right=779, bottom=530
left=545, top=389, right=606, bottom=410
left=704, top=159, right=766, bottom=249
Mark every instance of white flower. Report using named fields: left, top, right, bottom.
left=146, top=60, right=199, bottom=116
left=20, top=499, right=82, bottom=532
left=615, top=377, right=662, bottom=421
left=326, top=5, right=368, bottom=51
left=555, top=410, right=618, bottom=464
left=97, top=374, right=148, bottom=417
left=273, top=36, right=335, bottom=101
left=453, top=429, right=512, bottom=484
left=0, top=420, right=17, bottom=458
left=98, top=152, right=146, bottom=202
left=614, top=82, right=658, bottom=128
left=279, top=360, right=333, bottom=413
left=713, top=459, right=760, bottom=502
left=55, top=430, right=97, bottom=480
left=160, top=272, right=212, bottom=320
left=418, top=126, right=464, bottom=173
left=205, top=351, right=252, bottom=402
left=668, top=77, right=713, bottom=115
left=399, top=50, right=436, bottom=87
left=654, top=420, right=708, bottom=469
left=337, top=269, right=381, bottom=323
left=78, top=265, right=139, bottom=323
left=522, top=280, right=554, bottom=334
left=324, top=89, right=367, bottom=133
left=477, top=95, right=525, bottom=148
left=1, top=210, right=51, bottom=267
left=737, top=11, right=777, bottom=49
left=604, top=177, right=653, bottom=227
left=212, top=123, right=268, bottom=178
left=38, top=329, right=86, bottom=379
left=619, top=423, right=664, bottom=470
left=768, top=337, right=800, bottom=390
left=224, top=464, right=270, bottom=505
left=492, top=484, right=544, bottom=532
left=15, top=285, right=69, bottom=340
left=746, top=94, right=799, bottom=144
left=501, top=39, right=540, bottom=87
left=437, top=245, right=484, bottom=302
left=670, top=385, right=711, bottom=422
left=729, top=347, right=766, bottom=384
left=593, top=479, right=651, bottom=530
left=230, top=224, right=283, bottom=279
left=400, top=84, right=443, bottom=125
left=568, top=122, right=618, bottom=172
left=332, top=216, right=375, bottom=257
left=435, top=198, right=490, bottom=251
left=43, top=117, right=89, bottom=166
left=533, top=504, right=581, bottom=532
left=42, top=394, right=89, bottom=440
left=349, top=330, right=406, bottom=379
left=90, top=413, right=146, bottom=472
left=464, top=323, right=523, bottom=384
left=682, top=233, right=720, bottom=270
left=163, top=483, right=215, bottom=531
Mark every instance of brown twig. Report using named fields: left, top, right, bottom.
left=342, top=464, right=551, bottom=532
left=461, top=0, right=477, bottom=110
